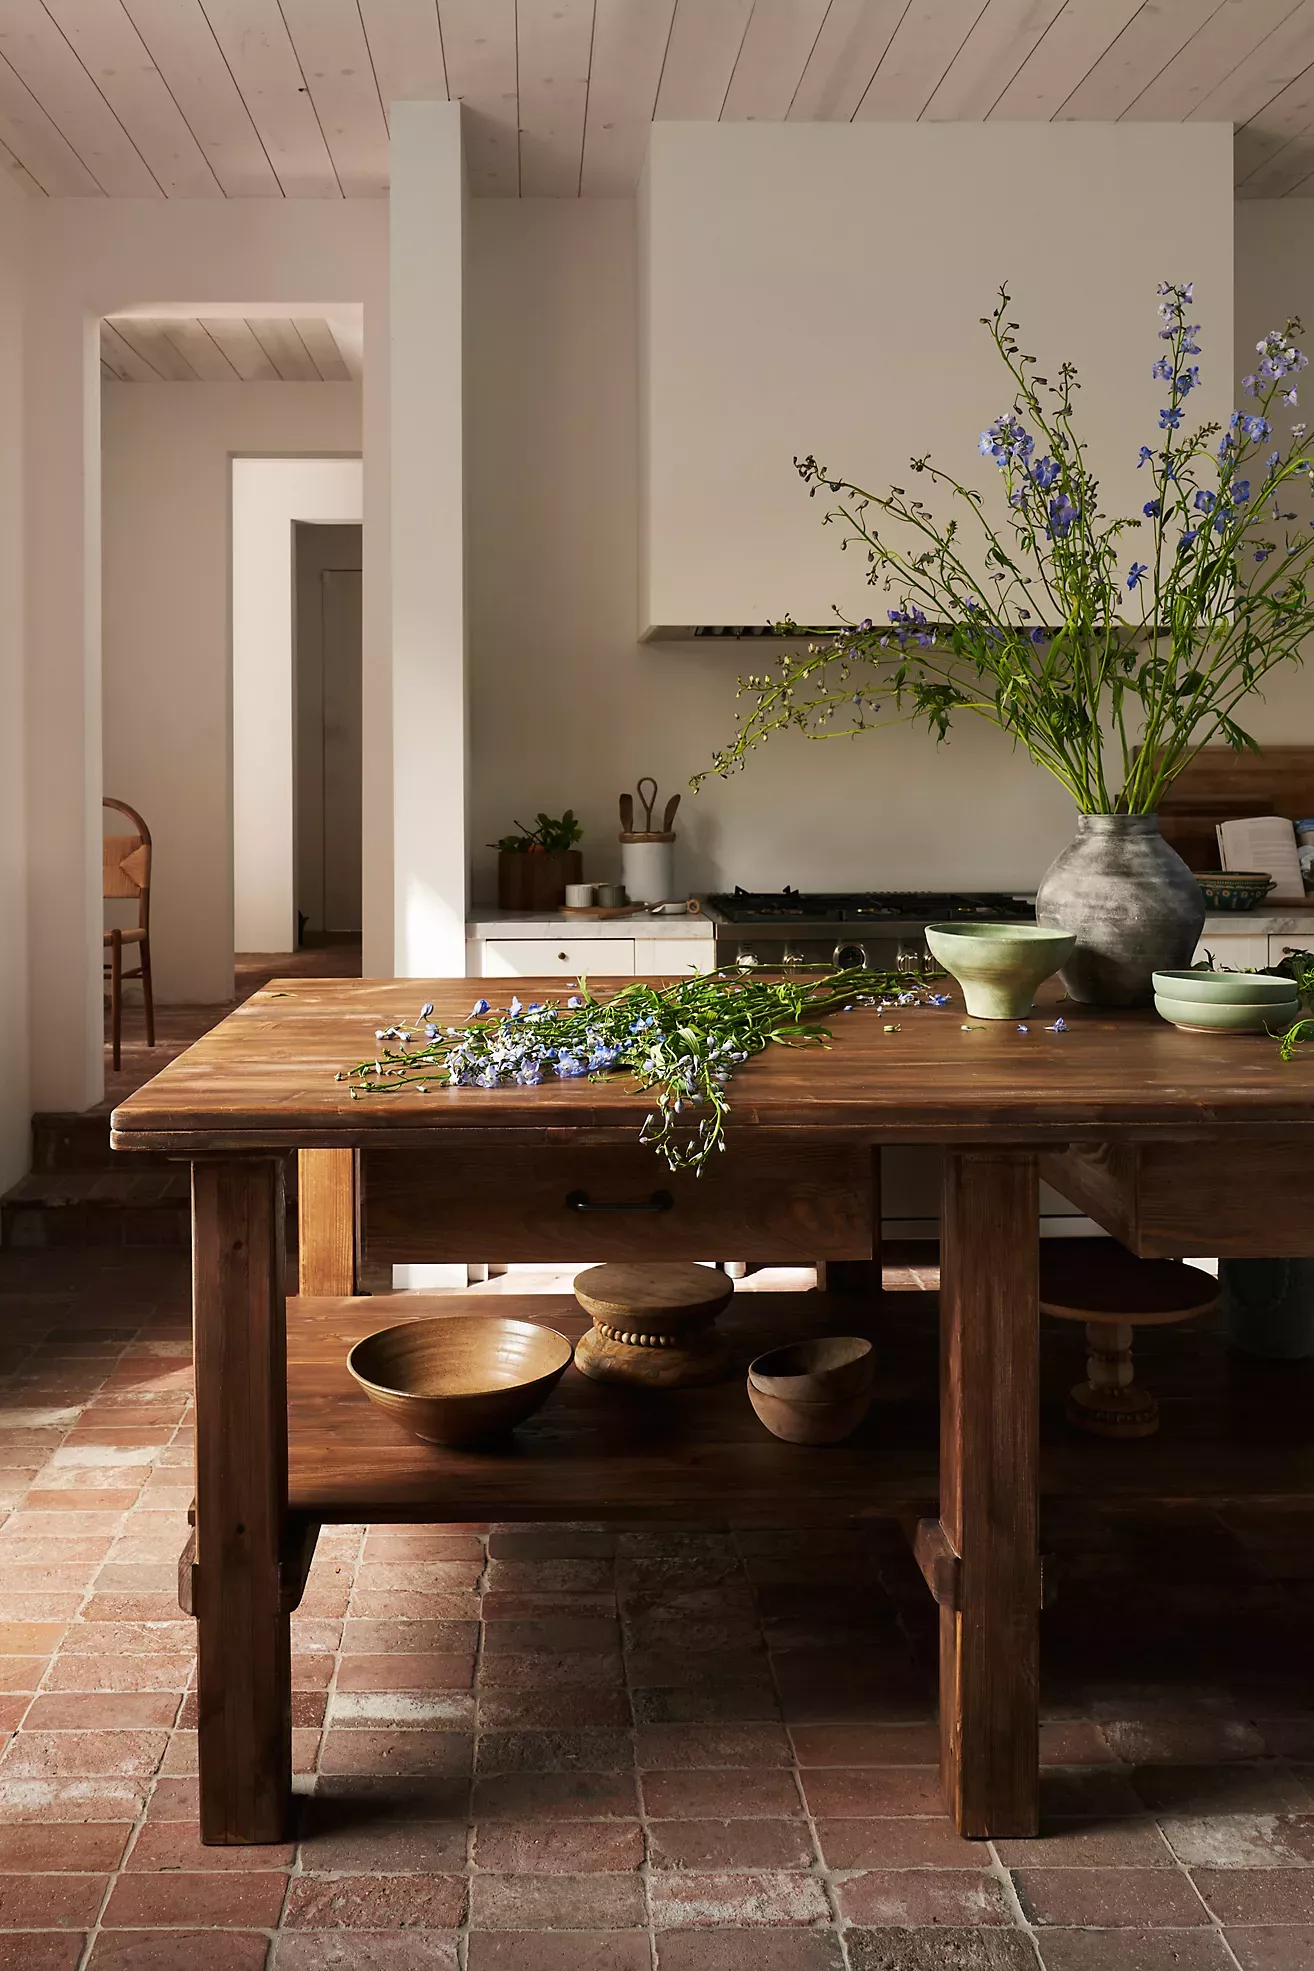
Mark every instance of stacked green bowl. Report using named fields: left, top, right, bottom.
left=1152, top=968, right=1299, bottom=1034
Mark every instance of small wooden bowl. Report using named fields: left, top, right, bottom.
left=348, top=1316, right=572, bottom=1447
left=746, top=1336, right=875, bottom=1445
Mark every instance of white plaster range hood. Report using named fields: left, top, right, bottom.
left=637, top=121, right=1233, bottom=642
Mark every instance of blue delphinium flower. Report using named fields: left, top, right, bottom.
left=1031, top=456, right=1060, bottom=490
left=1179, top=528, right=1198, bottom=551
left=1048, top=1017, right=1068, bottom=1033
left=1137, top=445, right=1154, bottom=467
left=1151, top=357, right=1172, bottom=382
left=1243, top=373, right=1259, bottom=396
left=1029, top=627, right=1048, bottom=644
left=1048, top=492, right=1078, bottom=537
left=1159, top=406, right=1183, bottom=430
left=1234, top=479, right=1251, bottom=502
left=1244, top=415, right=1272, bottom=442
left=1178, top=365, right=1200, bottom=393
left=472, top=998, right=490, bottom=1016
left=1127, top=562, right=1149, bottom=590
left=1143, top=499, right=1160, bottom=519
left=1193, top=489, right=1215, bottom=512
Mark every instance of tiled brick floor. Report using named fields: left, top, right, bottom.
left=1, top=1246, right=1314, bottom=1968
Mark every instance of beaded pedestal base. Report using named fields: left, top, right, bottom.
left=573, top=1262, right=734, bottom=1389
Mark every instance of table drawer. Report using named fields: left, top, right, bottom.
left=480, top=938, right=635, bottom=977
left=363, top=1143, right=874, bottom=1262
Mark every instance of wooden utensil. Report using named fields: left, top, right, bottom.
left=636, top=777, right=659, bottom=832
left=619, top=792, right=634, bottom=832
left=662, top=793, right=681, bottom=833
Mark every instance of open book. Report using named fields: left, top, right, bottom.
left=1216, top=816, right=1304, bottom=900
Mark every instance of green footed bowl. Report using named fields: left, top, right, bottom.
left=1154, top=992, right=1298, bottom=1034
left=925, top=922, right=1075, bottom=1021
left=1152, top=969, right=1299, bottom=1005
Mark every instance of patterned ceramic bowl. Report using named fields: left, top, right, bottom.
left=1193, top=872, right=1277, bottom=912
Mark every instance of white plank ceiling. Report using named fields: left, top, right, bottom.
left=1, top=0, right=1312, bottom=204
left=100, top=314, right=361, bottom=381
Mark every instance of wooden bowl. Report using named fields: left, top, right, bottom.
left=746, top=1336, right=875, bottom=1445
left=348, top=1316, right=572, bottom=1447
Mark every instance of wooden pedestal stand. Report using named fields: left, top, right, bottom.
left=573, top=1262, right=734, bottom=1388
left=1040, top=1240, right=1218, bottom=1438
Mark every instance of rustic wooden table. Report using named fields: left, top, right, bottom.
left=109, top=976, right=1314, bottom=1846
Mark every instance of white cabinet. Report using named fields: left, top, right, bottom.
left=632, top=938, right=714, bottom=975
left=480, top=939, right=635, bottom=978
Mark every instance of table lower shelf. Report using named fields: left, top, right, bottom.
left=286, top=1289, right=1314, bottom=1524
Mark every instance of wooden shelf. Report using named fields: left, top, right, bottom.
left=286, top=1290, right=1314, bottom=1525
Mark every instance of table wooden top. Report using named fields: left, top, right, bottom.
left=109, top=975, right=1314, bottom=1154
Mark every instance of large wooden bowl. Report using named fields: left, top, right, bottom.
left=347, top=1316, right=573, bottom=1447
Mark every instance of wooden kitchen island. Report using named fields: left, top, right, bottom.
left=109, top=976, right=1314, bottom=1847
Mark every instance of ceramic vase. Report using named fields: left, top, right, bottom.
left=1035, top=813, right=1205, bottom=1007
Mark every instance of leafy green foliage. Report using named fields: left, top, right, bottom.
left=491, top=810, right=583, bottom=853
left=698, top=285, right=1314, bottom=815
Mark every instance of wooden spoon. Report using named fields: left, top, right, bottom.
left=662, top=793, right=681, bottom=833
left=619, top=792, right=634, bottom=831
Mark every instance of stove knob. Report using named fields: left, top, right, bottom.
left=833, top=942, right=868, bottom=971
left=736, top=946, right=759, bottom=970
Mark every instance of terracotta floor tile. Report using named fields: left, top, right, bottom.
left=60, top=1621, right=194, bottom=1654
left=478, top=1652, right=625, bottom=1689
left=274, top=1937, right=457, bottom=1969
left=0, top=1870, right=109, bottom=1926
left=362, top=1531, right=483, bottom=1561
left=789, top=1724, right=941, bottom=1766
left=472, top=1820, right=643, bottom=1873
left=346, top=1591, right=480, bottom=1621
left=23, top=1692, right=180, bottom=1729
left=467, top=1936, right=648, bottom=1971
left=102, top=1870, right=289, bottom=1927
left=486, top=1531, right=616, bottom=1561
left=836, top=1870, right=1010, bottom=1927
left=0, top=1820, right=130, bottom=1868
left=472, top=1772, right=639, bottom=1820
left=651, top=1869, right=829, bottom=1928
left=0, top=1657, right=47, bottom=1692
left=485, top=1558, right=613, bottom=1593
left=635, top=1725, right=791, bottom=1770
left=0, top=1728, right=168, bottom=1777
left=0, top=1622, right=66, bottom=1654
left=469, top=1871, right=645, bottom=1930
left=478, top=1688, right=631, bottom=1730
left=296, top=1808, right=468, bottom=1874
left=654, top=1932, right=845, bottom=1970
left=1035, top=1936, right=1235, bottom=1970
left=126, top=1821, right=295, bottom=1870
left=799, top=1766, right=945, bottom=1817
left=353, top=1563, right=482, bottom=1593
left=1160, top=1812, right=1314, bottom=1866
left=42, top=1652, right=193, bottom=1693
left=342, top=1619, right=478, bottom=1654
left=1222, top=1931, right=1314, bottom=1970
left=0, top=1935, right=86, bottom=1970
left=1012, top=1866, right=1210, bottom=1927
left=995, top=1820, right=1174, bottom=1866
left=1132, top=1766, right=1314, bottom=1814
left=0, top=1777, right=147, bottom=1821
left=647, top=1819, right=814, bottom=1871
left=282, top=1872, right=467, bottom=1928
left=641, top=1770, right=802, bottom=1820
left=631, top=1684, right=782, bottom=1725
left=1192, top=1868, right=1314, bottom=1922
left=813, top=1817, right=985, bottom=1868
left=85, top=1935, right=271, bottom=1970
left=317, top=1732, right=473, bottom=1778
left=334, top=1656, right=474, bottom=1692
left=475, top=1729, right=633, bottom=1775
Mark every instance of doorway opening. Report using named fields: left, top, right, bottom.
left=295, top=522, right=363, bottom=947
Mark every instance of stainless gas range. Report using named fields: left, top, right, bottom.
left=705, top=889, right=1036, bottom=972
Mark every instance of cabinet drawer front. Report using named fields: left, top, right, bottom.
left=480, top=939, right=635, bottom=977
left=364, top=1143, right=874, bottom=1262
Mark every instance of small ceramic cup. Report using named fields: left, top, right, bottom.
left=594, top=883, right=626, bottom=908
left=564, top=883, right=596, bottom=909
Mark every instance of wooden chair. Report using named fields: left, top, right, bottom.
left=103, top=797, right=155, bottom=1073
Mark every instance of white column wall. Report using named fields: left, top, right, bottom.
left=231, top=457, right=364, bottom=957
left=0, top=171, right=30, bottom=1189
left=23, top=199, right=388, bottom=1110
left=389, top=101, right=468, bottom=977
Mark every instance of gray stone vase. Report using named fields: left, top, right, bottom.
left=1035, top=813, right=1205, bottom=1007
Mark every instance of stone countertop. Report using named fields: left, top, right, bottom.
left=468, top=909, right=714, bottom=939
left=1202, top=908, right=1314, bottom=936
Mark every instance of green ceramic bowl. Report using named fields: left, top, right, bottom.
left=1152, top=968, right=1297, bottom=1005
left=1154, top=993, right=1298, bottom=1034
left=925, top=922, right=1075, bottom=1020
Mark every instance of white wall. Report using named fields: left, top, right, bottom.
left=231, top=454, right=363, bottom=960
left=102, top=388, right=362, bottom=1003
left=1233, top=201, right=1314, bottom=744
left=0, top=170, right=29, bottom=1187
left=27, top=198, right=388, bottom=1110
left=468, top=199, right=1083, bottom=905
left=640, top=122, right=1234, bottom=632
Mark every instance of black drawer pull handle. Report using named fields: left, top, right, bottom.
left=565, top=1188, right=674, bottom=1214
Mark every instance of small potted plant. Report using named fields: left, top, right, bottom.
left=493, top=810, right=584, bottom=912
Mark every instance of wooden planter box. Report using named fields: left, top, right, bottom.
left=497, top=849, right=582, bottom=912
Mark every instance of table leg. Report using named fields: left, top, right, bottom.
left=937, top=1147, right=1040, bottom=1837
left=298, top=1148, right=359, bottom=1296
left=192, top=1158, right=291, bottom=1844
